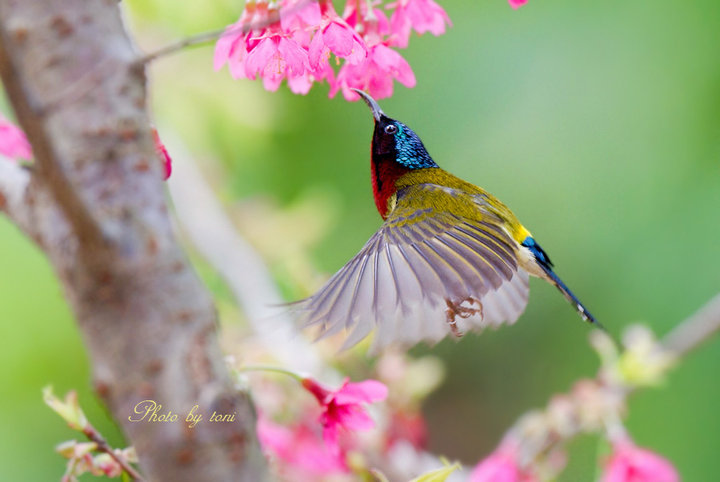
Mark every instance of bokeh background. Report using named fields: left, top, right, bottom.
left=2, top=0, right=719, bottom=479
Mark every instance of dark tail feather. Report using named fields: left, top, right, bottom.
left=539, top=265, right=604, bottom=330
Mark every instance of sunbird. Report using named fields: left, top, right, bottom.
left=295, top=89, right=599, bottom=351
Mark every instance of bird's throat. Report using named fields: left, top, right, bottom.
left=371, top=156, right=410, bottom=220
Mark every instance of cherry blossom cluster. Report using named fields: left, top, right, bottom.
left=233, top=348, right=446, bottom=481
left=213, top=0, right=452, bottom=100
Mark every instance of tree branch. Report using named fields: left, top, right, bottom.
left=0, top=1, right=266, bottom=480
left=662, top=293, right=720, bottom=357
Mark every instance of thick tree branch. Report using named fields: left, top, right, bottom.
left=0, top=1, right=266, bottom=480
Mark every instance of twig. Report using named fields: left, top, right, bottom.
left=82, top=425, right=145, bottom=481
left=662, top=293, right=720, bottom=357
left=136, top=27, right=230, bottom=64
left=490, top=292, right=720, bottom=477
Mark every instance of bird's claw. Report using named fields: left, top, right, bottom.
left=445, top=297, right=483, bottom=337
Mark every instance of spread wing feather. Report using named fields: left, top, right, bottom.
left=292, top=183, right=530, bottom=351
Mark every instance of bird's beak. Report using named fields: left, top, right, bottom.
left=352, top=88, right=384, bottom=122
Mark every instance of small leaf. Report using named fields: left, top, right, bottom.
left=43, top=386, right=88, bottom=431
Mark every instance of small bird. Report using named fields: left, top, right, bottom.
left=294, top=90, right=599, bottom=351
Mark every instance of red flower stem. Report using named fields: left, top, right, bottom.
left=81, top=424, right=145, bottom=481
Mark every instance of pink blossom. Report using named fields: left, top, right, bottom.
left=244, top=36, right=309, bottom=91
left=301, top=377, right=388, bottom=451
left=257, top=416, right=348, bottom=480
left=308, top=2, right=368, bottom=71
left=602, top=440, right=679, bottom=482
left=151, top=128, right=172, bottom=180
left=508, top=0, right=528, bottom=9
left=470, top=444, right=538, bottom=482
left=0, top=114, right=32, bottom=161
left=331, top=43, right=416, bottom=101
left=389, top=0, right=452, bottom=48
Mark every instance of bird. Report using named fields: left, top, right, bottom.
left=292, top=89, right=600, bottom=352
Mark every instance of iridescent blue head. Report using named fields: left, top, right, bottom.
left=353, top=89, right=438, bottom=170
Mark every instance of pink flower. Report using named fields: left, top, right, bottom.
left=389, top=0, right=452, bottom=48
left=151, top=128, right=172, bottom=180
left=301, top=377, right=388, bottom=451
left=244, top=36, right=309, bottom=91
left=331, top=43, right=416, bottom=101
left=508, top=0, right=528, bottom=9
left=308, top=2, right=368, bottom=71
left=602, top=440, right=679, bottom=482
left=0, top=114, right=32, bottom=161
left=470, top=444, right=538, bottom=482
left=257, top=416, right=348, bottom=481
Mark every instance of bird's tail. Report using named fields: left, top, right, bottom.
left=539, top=264, right=603, bottom=330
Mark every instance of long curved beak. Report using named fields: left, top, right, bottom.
left=352, top=88, right=385, bottom=122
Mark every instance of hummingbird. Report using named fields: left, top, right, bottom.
left=294, top=89, right=599, bottom=351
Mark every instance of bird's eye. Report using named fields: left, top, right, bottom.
left=385, top=125, right=398, bottom=134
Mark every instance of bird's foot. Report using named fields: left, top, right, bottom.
left=445, top=297, right=483, bottom=337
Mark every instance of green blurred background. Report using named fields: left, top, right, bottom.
left=2, top=0, right=719, bottom=479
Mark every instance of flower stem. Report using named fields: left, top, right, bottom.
left=237, top=364, right=305, bottom=381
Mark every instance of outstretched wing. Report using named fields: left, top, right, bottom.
left=293, top=183, right=530, bottom=351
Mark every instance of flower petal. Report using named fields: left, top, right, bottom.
left=334, top=380, right=388, bottom=404
left=245, top=37, right=278, bottom=80
left=278, top=37, right=309, bottom=77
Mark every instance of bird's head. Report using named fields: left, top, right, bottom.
left=353, top=89, right=438, bottom=170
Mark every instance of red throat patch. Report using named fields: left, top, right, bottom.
left=371, top=157, right=409, bottom=219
